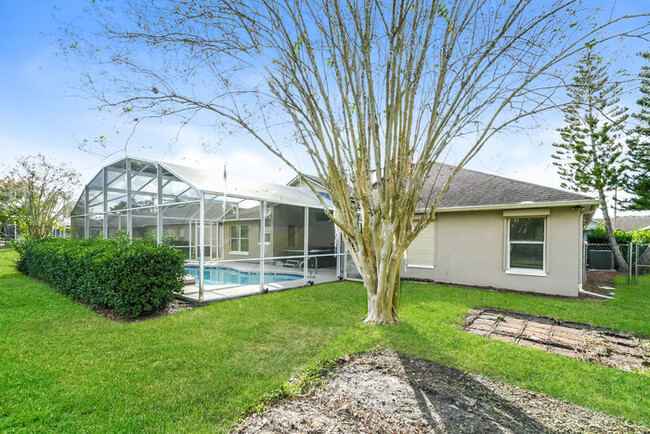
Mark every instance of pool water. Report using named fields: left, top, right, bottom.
left=185, top=266, right=302, bottom=286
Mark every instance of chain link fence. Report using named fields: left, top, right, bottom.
left=633, top=243, right=650, bottom=284
left=585, top=242, right=649, bottom=284
left=0, top=223, right=18, bottom=246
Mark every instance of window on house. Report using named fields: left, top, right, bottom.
left=288, top=225, right=296, bottom=246
left=508, top=217, right=545, bottom=270
left=230, top=225, right=249, bottom=253
left=406, top=223, right=435, bottom=268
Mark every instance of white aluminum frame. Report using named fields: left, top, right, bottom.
left=71, top=157, right=338, bottom=301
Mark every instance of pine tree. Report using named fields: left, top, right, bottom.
left=625, top=52, right=650, bottom=211
left=552, top=48, right=629, bottom=271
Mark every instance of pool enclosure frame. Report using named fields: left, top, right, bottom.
left=71, top=157, right=347, bottom=301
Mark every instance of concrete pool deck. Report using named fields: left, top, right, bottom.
left=177, top=261, right=340, bottom=305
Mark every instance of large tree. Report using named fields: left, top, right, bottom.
left=0, top=155, right=80, bottom=242
left=625, top=52, right=650, bottom=211
left=551, top=48, right=629, bottom=271
left=66, top=1, right=648, bottom=323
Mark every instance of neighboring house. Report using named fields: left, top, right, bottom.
left=593, top=216, right=650, bottom=232
left=583, top=220, right=599, bottom=240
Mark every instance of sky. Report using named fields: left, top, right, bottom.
left=0, top=1, right=648, bottom=216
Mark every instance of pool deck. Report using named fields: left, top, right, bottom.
left=177, top=261, right=339, bottom=305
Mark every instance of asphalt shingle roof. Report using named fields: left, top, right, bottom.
left=593, top=216, right=650, bottom=232
left=287, top=165, right=597, bottom=213
left=420, top=164, right=597, bottom=210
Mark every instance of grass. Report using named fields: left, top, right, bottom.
left=1, top=248, right=649, bottom=432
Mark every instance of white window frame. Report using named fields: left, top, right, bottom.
left=264, top=222, right=271, bottom=245
left=506, top=216, right=547, bottom=277
left=229, top=224, right=249, bottom=255
left=406, top=221, right=435, bottom=269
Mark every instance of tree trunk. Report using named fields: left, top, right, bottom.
left=363, top=263, right=401, bottom=324
left=598, top=190, right=628, bottom=272
left=358, top=229, right=403, bottom=325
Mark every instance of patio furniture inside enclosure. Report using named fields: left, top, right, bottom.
left=70, top=157, right=352, bottom=300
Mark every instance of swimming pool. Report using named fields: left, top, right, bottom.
left=185, top=266, right=302, bottom=286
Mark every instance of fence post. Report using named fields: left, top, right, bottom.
left=583, top=241, right=587, bottom=284
left=634, top=244, right=636, bottom=285
left=628, top=242, right=633, bottom=285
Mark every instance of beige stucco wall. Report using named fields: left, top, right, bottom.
left=402, top=207, right=585, bottom=297
left=223, top=220, right=261, bottom=260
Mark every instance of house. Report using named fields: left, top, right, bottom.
left=593, top=216, right=650, bottom=232
left=400, top=164, right=599, bottom=297
left=71, top=157, right=598, bottom=300
left=293, top=164, right=599, bottom=297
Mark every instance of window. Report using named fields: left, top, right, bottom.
left=288, top=225, right=296, bottom=246
left=315, top=209, right=330, bottom=221
left=407, top=223, right=435, bottom=269
left=230, top=225, right=249, bottom=253
left=264, top=222, right=271, bottom=244
left=508, top=217, right=545, bottom=271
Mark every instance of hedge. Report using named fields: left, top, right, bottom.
left=15, top=236, right=186, bottom=318
left=587, top=222, right=650, bottom=244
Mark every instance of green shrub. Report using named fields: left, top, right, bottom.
left=16, top=236, right=186, bottom=318
left=587, top=222, right=634, bottom=244
left=630, top=228, right=650, bottom=244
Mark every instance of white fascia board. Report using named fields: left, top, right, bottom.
left=425, top=199, right=601, bottom=214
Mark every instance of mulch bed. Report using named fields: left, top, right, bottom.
left=76, top=298, right=195, bottom=322
left=464, top=308, right=650, bottom=373
left=233, top=349, right=648, bottom=433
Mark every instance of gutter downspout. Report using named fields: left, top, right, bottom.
left=578, top=287, right=614, bottom=300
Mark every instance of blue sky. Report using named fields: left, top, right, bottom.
left=0, top=0, right=648, bottom=214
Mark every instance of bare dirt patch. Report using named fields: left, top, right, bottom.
left=465, top=308, right=650, bottom=373
left=233, top=350, right=648, bottom=433
left=585, top=270, right=624, bottom=286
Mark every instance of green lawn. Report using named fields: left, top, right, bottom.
left=1, top=248, right=649, bottom=432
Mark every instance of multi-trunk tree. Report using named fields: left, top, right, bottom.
left=66, top=1, right=648, bottom=323
left=625, top=52, right=650, bottom=212
left=552, top=48, right=629, bottom=271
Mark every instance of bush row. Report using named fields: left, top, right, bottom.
left=587, top=223, right=650, bottom=244
left=16, top=236, right=186, bottom=318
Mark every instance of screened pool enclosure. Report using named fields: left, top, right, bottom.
left=71, top=157, right=358, bottom=302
